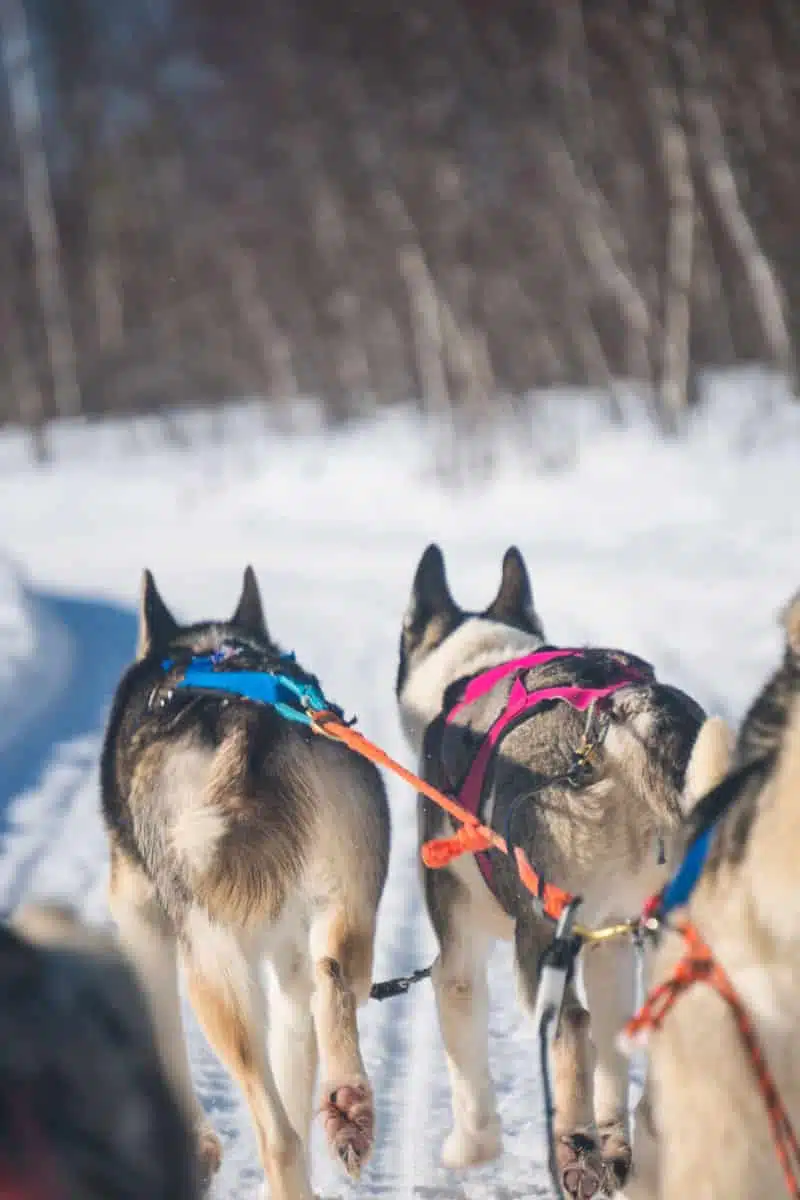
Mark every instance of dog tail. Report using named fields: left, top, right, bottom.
left=680, top=715, right=733, bottom=816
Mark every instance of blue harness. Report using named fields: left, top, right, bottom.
left=157, top=644, right=339, bottom=727
left=651, top=753, right=771, bottom=921
left=659, top=826, right=713, bottom=915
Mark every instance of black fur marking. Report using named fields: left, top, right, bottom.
left=483, top=546, right=544, bottom=638
left=395, top=606, right=466, bottom=698
left=690, top=632, right=800, bottom=873
left=230, top=565, right=269, bottom=639
left=101, top=620, right=308, bottom=913
left=397, top=545, right=546, bottom=698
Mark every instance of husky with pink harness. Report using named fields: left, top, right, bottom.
left=396, top=543, right=705, bottom=1199
left=444, top=647, right=656, bottom=902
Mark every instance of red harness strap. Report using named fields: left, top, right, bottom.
left=425, top=649, right=649, bottom=915
left=624, top=919, right=800, bottom=1199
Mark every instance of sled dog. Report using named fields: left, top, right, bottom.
left=622, top=589, right=800, bottom=1200
left=100, top=567, right=391, bottom=1198
left=395, top=543, right=706, bottom=1197
left=0, top=901, right=199, bottom=1199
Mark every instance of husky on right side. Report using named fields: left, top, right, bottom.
left=395, top=543, right=707, bottom=1198
left=621, top=589, right=800, bottom=1200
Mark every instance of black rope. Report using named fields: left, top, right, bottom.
left=369, top=964, right=434, bottom=1001
left=534, top=898, right=585, bottom=1200
left=539, top=1003, right=565, bottom=1200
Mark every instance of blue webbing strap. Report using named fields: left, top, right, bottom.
left=160, top=648, right=333, bottom=726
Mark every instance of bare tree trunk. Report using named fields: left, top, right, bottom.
left=651, top=3, right=695, bottom=431
left=224, top=240, right=299, bottom=415
left=5, top=298, right=48, bottom=459
left=310, top=178, right=373, bottom=409
left=565, top=269, right=623, bottom=422
left=548, top=139, right=655, bottom=390
left=678, top=2, right=793, bottom=387
left=1, top=0, right=81, bottom=423
left=329, top=72, right=461, bottom=473
left=555, top=0, right=656, bottom=392
left=88, top=179, right=124, bottom=355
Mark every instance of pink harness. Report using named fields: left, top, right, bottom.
left=444, top=648, right=651, bottom=892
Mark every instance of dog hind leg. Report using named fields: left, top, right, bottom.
left=426, top=869, right=501, bottom=1170
left=183, top=916, right=312, bottom=1200
left=108, top=848, right=222, bottom=1188
left=309, top=908, right=378, bottom=1180
left=268, top=939, right=318, bottom=1160
left=515, top=916, right=605, bottom=1199
left=583, top=937, right=636, bottom=1191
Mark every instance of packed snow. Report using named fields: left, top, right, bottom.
left=0, top=373, right=798, bottom=1198
left=0, top=551, right=72, bottom=757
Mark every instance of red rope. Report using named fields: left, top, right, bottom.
left=625, top=918, right=800, bottom=1199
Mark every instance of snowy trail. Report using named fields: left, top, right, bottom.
left=0, top=397, right=798, bottom=1197
left=0, top=591, right=135, bottom=915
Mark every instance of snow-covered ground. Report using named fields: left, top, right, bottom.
left=0, top=375, right=798, bottom=1198
left=0, top=552, right=72, bottom=758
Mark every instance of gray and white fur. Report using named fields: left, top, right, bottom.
left=395, top=543, right=706, bottom=1198
left=621, top=589, right=800, bottom=1200
left=100, top=567, right=391, bottom=1199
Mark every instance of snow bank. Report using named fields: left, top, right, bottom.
left=0, top=555, right=72, bottom=754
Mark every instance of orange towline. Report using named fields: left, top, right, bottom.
left=308, top=708, right=575, bottom=923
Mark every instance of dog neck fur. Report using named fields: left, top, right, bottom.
left=683, top=699, right=800, bottom=1032
left=398, top=617, right=544, bottom=755
left=746, top=694, right=800, bottom=949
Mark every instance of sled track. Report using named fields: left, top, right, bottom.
left=0, top=576, right=578, bottom=1199
left=0, top=440, right=796, bottom=1199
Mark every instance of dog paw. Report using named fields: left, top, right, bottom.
left=599, top=1122, right=632, bottom=1191
left=441, top=1116, right=502, bottom=1169
left=197, top=1124, right=223, bottom=1190
left=320, top=1077, right=374, bottom=1179
left=557, top=1131, right=605, bottom=1199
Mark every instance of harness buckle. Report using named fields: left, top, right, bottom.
left=566, top=701, right=612, bottom=788
left=566, top=755, right=595, bottom=789
left=147, top=685, right=173, bottom=712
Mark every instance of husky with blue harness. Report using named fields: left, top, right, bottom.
left=100, top=567, right=390, bottom=1200
left=395, top=543, right=707, bottom=1199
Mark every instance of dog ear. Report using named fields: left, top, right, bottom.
left=231, top=566, right=269, bottom=639
left=137, top=570, right=179, bottom=659
left=781, top=589, right=800, bottom=660
left=484, top=546, right=541, bottom=631
left=404, top=544, right=457, bottom=630
left=681, top=715, right=734, bottom=815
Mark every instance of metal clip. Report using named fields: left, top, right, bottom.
left=535, top=897, right=584, bottom=1020
left=534, top=897, right=585, bottom=1200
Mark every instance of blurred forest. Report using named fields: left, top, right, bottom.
left=1, top=0, right=798, bottom=453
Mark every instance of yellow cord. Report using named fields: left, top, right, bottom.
left=573, top=919, right=640, bottom=944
